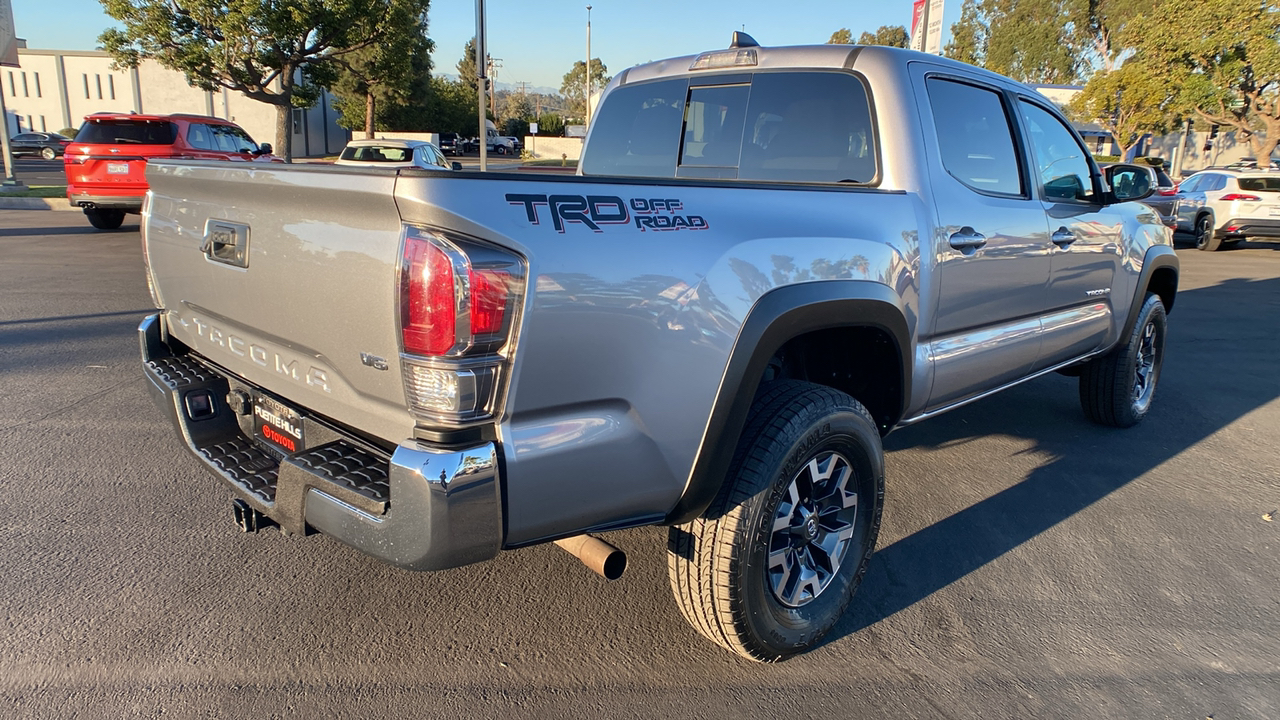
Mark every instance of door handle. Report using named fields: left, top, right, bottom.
left=1051, top=227, right=1077, bottom=247
left=948, top=228, right=987, bottom=252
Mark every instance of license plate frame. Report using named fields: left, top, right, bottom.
left=106, top=162, right=129, bottom=175
left=1268, top=206, right=1280, bottom=217
left=251, top=390, right=305, bottom=455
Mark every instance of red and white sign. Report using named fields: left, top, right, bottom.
left=910, top=0, right=928, bottom=52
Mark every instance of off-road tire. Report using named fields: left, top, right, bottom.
left=1194, top=214, right=1222, bottom=251
left=667, top=380, right=884, bottom=662
left=84, top=209, right=126, bottom=230
left=1079, top=292, right=1167, bottom=427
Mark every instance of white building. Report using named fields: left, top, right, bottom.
left=2, top=40, right=349, bottom=157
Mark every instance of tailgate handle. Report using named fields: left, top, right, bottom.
left=202, top=220, right=250, bottom=268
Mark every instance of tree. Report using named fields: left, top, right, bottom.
left=940, top=0, right=1081, bottom=84
left=857, top=25, right=909, bottom=48
left=945, top=0, right=986, bottom=65
left=456, top=37, right=479, bottom=94
left=423, top=76, right=479, bottom=135
left=1068, top=63, right=1171, bottom=160
left=329, top=0, right=433, bottom=138
left=828, top=28, right=853, bottom=44
left=1069, top=0, right=1143, bottom=72
left=1127, top=0, right=1280, bottom=162
left=536, top=112, right=566, bottom=137
left=560, top=58, right=610, bottom=120
left=99, top=0, right=409, bottom=161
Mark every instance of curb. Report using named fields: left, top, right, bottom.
left=0, top=197, right=79, bottom=211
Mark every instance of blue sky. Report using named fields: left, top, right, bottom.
left=14, top=1, right=960, bottom=92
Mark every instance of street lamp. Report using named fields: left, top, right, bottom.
left=585, top=5, right=592, bottom=129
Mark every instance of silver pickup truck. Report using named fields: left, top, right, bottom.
left=138, top=36, right=1178, bottom=661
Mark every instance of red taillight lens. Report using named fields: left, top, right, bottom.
left=1157, top=188, right=1177, bottom=196
left=1220, top=193, right=1262, bottom=201
left=401, top=233, right=457, bottom=356
left=470, top=269, right=510, bottom=336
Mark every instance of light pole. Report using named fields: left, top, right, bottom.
left=585, top=5, right=592, bottom=129
left=475, top=0, right=488, bottom=171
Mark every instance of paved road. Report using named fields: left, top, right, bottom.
left=7, top=157, right=66, bottom=187
left=1, top=210, right=1277, bottom=718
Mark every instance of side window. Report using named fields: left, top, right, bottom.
left=1206, top=174, right=1228, bottom=192
left=737, top=72, right=877, bottom=184
left=1178, top=175, right=1202, bottom=193
left=580, top=78, right=688, bottom=178
left=186, top=124, right=214, bottom=150
left=679, top=84, right=749, bottom=168
left=14, top=133, right=35, bottom=141
left=1019, top=100, right=1096, bottom=203
left=925, top=78, right=1023, bottom=196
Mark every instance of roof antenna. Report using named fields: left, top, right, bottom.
left=730, top=31, right=759, bottom=49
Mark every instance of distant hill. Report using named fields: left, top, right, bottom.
left=438, top=73, right=559, bottom=97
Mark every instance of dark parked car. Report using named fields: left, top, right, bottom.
left=8, top=132, right=72, bottom=160
left=437, top=132, right=460, bottom=155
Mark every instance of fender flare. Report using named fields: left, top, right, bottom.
left=665, top=280, right=911, bottom=524
left=1122, top=245, right=1179, bottom=340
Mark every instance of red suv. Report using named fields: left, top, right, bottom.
left=64, top=113, right=276, bottom=229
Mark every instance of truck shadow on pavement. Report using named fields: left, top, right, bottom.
left=0, top=224, right=138, bottom=237
left=827, top=274, right=1280, bottom=644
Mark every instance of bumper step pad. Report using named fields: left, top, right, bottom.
left=144, top=349, right=392, bottom=534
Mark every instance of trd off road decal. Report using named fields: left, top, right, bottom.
left=506, top=194, right=709, bottom=233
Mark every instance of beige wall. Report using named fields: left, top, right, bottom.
left=3, top=56, right=67, bottom=132
left=5, top=48, right=347, bottom=156
left=523, top=136, right=583, bottom=161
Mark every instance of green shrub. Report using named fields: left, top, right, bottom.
left=58, top=128, right=78, bottom=139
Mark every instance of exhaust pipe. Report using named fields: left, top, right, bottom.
left=554, top=535, right=626, bottom=580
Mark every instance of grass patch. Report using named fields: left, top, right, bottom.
left=1, top=185, right=67, bottom=198
left=524, top=159, right=579, bottom=168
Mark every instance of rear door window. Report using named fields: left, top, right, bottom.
left=925, top=78, right=1023, bottom=196
left=679, top=84, right=750, bottom=170
left=74, top=120, right=178, bottom=145
left=580, top=78, right=688, bottom=177
left=737, top=72, right=877, bottom=184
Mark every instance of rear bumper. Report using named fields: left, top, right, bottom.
left=139, top=313, right=503, bottom=571
left=69, top=191, right=144, bottom=211
left=1219, top=218, right=1280, bottom=238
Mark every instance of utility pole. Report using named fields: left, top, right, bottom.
left=488, top=56, right=503, bottom=125
left=475, top=0, right=487, bottom=171
left=585, top=5, right=592, bottom=128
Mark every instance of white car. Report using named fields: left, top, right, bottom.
left=1174, top=169, right=1280, bottom=251
left=334, top=139, right=460, bottom=171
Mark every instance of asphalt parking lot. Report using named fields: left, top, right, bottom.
left=0, top=209, right=1277, bottom=718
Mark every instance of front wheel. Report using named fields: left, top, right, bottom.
left=667, top=381, right=884, bottom=661
left=84, top=209, right=125, bottom=230
left=495, top=145, right=507, bottom=155
left=41, top=147, right=57, bottom=160
left=1079, top=292, right=1167, bottom=427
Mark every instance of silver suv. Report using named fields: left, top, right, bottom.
left=1175, top=169, right=1280, bottom=250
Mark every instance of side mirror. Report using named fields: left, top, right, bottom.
left=1105, top=164, right=1154, bottom=203
left=257, top=143, right=273, bottom=156
left=451, top=161, right=462, bottom=171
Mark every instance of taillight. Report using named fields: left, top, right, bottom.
left=1220, top=193, right=1262, bottom=201
left=401, top=234, right=458, bottom=356
left=1157, top=188, right=1177, bottom=196
left=398, top=226, right=524, bottom=424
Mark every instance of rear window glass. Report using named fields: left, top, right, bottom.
left=340, top=145, right=412, bottom=162
left=1237, top=176, right=1280, bottom=192
left=74, top=120, right=177, bottom=145
left=680, top=84, right=750, bottom=168
left=737, top=72, right=876, bottom=184
left=581, top=78, right=688, bottom=177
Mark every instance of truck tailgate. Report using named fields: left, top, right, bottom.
left=144, top=161, right=412, bottom=443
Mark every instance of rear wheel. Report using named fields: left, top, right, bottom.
left=667, top=380, right=884, bottom=661
left=41, top=147, right=56, bottom=160
left=84, top=209, right=125, bottom=230
left=1194, top=214, right=1222, bottom=251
